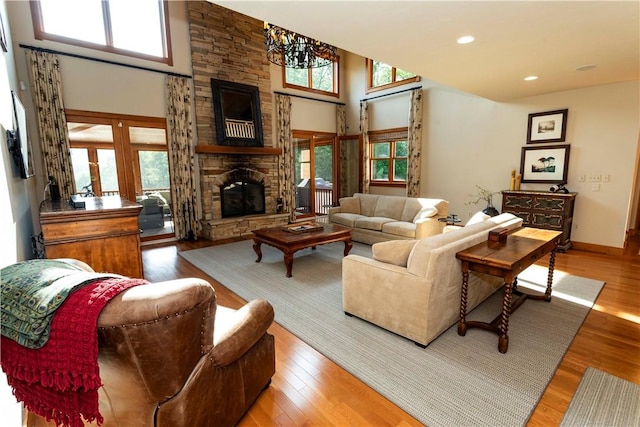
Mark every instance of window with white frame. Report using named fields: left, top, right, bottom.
left=30, top=0, right=172, bottom=65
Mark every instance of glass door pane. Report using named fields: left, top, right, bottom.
left=97, top=149, right=119, bottom=195
left=138, top=150, right=170, bottom=193
left=313, top=141, right=334, bottom=215
left=293, top=137, right=312, bottom=217
left=70, top=148, right=92, bottom=195
left=137, top=150, right=172, bottom=234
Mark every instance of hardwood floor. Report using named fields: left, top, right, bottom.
left=141, top=234, right=640, bottom=426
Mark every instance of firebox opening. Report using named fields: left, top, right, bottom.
left=221, top=180, right=265, bottom=218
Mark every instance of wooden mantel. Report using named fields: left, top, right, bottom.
left=196, top=145, right=282, bottom=156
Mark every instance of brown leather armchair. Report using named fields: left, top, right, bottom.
left=27, top=261, right=275, bottom=427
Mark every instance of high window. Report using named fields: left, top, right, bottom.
left=369, top=128, right=408, bottom=187
left=30, top=0, right=172, bottom=65
left=282, top=56, right=339, bottom=97
left=366, top=59, right=418, bottom=93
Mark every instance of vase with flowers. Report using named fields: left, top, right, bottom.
left=466, top=185, right=500, bottom=217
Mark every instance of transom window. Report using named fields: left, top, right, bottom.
left=30, top=0, right=172, bottom=65
left=369, top=128, right=408, bottom=186
left=282, top=56, right=339, bottom=97
left=366, top=59, right=419, bottom=93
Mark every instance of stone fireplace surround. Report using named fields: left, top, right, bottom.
left=189, top=2, right=289, bottom=242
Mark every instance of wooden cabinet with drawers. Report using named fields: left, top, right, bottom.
left=40, top=196, right=144, bottom=278
left=501, top=190, right=577, bottom=251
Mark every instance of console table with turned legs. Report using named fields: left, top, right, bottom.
left=455, top=227, right=562, bottom=353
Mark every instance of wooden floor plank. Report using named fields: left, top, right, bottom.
left=140, top=232, right=640, bottom=426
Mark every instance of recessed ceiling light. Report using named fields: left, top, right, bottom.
left=524, top=75, right=539, bottom=81
left=457, top=35, right=475, bottom=45
left=576, top=64, right=596, bottom=72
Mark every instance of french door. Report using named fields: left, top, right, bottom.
left=292, top=130, right=337, bottom=219
left=66, top=110, right=173, bottom=240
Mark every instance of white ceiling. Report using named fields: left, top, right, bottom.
left=211, top=1, right=640, bottom=101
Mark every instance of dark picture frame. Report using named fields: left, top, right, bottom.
left=520, top=144, right=570, bottom=184
left=526, top=109, right=568, bottom=143
left=210, top=78, right=264, bottom=147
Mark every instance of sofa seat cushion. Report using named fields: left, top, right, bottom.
left=354, top=216, right=396, bottom=231
left=331, top=213, right=365, bottom=228
left=382, top=221, right=417, bottom=238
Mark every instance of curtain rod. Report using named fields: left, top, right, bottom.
left=360, top=86, right=421, bottom=102
left=19, top=44, right=192, bottom=79
left=274, top=91, right=345, bottom=106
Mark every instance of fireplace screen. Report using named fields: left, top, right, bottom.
left=221, top=180, right=265, bottom=218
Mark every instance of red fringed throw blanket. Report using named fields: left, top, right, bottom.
left=1, top=276, right=146, bottom=427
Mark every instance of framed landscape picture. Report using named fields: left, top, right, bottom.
left=520, top=144, right=570, bottom=184
left=526, top=109, right=568, bottom=143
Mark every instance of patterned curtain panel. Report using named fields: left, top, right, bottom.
left=336, top=104, right=346, bottom=136
left=275, top=94, right=294, bottom=222
left=337, top=105, right=348, bottom=199
left=359, top=100, right=370, bottom=193
left=406, top=88, right=423, bottom=197
left=26, top=50, right=75, bottom=199
left=165, top=75, right=199, bottom=240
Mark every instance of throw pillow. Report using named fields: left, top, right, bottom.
left=339, top=197, right=361, bottom=214
left=412, top=206, right=438, bottom=223
left=372, top=240, right=418, bottom=267
left=466, top=211, right=491, bottom=225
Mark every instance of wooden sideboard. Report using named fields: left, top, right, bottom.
left=40, top=196, right=144, bottom=278
left=501, top=190, right=577, bottom=251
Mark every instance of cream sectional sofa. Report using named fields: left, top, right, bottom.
left=328, top=193, right=449, bottom=245
left=342, top=213, right=523, bottom=347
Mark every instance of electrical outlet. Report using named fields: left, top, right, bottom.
left=602, top=173, right=610, bottom=182
left=588, top=174, right=601, bottom=182
left=592, top=183, right=600, bottom=191
left=578, top=175, right=585, bottom=182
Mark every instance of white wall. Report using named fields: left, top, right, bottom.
left=344, top=51, right=640, bottom=249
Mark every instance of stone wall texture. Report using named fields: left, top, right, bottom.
left=188, top=1, right=286, bottom=240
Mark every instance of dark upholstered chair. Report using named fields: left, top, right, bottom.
left=27, top=260, right=276, bottom=427
left=139, top=198, right=165, bottom=230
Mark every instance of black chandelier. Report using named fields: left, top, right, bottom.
left=264, top=23, right=337, bottom=69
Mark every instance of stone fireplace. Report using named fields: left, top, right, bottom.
left=189, top=2, right=289, bottom=241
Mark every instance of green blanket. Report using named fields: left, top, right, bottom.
left=1, top=259, right=121, bottom=349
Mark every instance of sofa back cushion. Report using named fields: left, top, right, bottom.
left=374, top=195, right=407, bottom=219
left=354, top=193, right=380, bottom=217
left=338, top=197, right=361, bottom=214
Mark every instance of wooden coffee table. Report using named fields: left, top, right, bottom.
left=252, top=223, right=353, bottom=277
left=455, top=227, right=562, bottom=353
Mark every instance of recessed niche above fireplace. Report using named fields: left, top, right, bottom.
left=211, top=78, right=264, bottom=147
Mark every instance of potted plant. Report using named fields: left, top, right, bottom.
left=466, top=185, right=500, bottom=216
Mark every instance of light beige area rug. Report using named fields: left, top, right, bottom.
left=180, top=241, right=605, bottom=426
left=560, top=367, right=640, bottom=426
